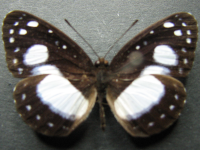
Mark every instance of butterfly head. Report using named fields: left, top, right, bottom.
left=95, top=58, right=109, bottom=68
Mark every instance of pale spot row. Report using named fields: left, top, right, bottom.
left=184, top=100, right=187, bottom=104
left=183, top=58, right=188, bottom=64
left=26, top=105, right=32, bottom=111
left=179, top=68, right=183, bottom=74
left=174, top=94, right=179, bottom=100
left=169, top=105, right=175, bottom=110
left=73, top=55, right=77, bottom=58
left=148, top=122, right=154, bottom=127
left=62, top=45, right=67, bottom=49
left=13, top=99, right=16, bottom=104
left=187, top=30, right=191, bottom=35
left=182, top=22, right=187, bottom=27
left=143, top=41, right=147, bottom=45
left=135, top=45, right=140, bottom=50
left=181, top=48, right=187, bottom=53
left=18, top=68, right=23, bottom=74
left=186, top=38, right=192, bottom=44
left=9, top=29, right=14, bottom=34
left=48, top=122, right=54, bottom=127
left=13, top=58, right=18, bottom=64
left=48, top=29, right=53, bottom=33
left=150, top=30, right=154, bottom=34
left=9, top=37, right=15, bottom=43
left=63, top=126, right=69, bottom=130
left=14, top=47, right=20, bottom=52
left=160, top=114, right=165, bottom=119
left=22, top=93, right=26, bottom=100
left=36, top=115, right=41, bottom=120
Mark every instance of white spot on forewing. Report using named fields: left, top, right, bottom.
left=9, top=37, right=15, bottom=43
left=27, top=21, right=39, bottom=27
left=136, top=45, right=140, bottom=50
left=19, top=29, right=27, bottom=35
left=36, top=75, right=89, bottom=119
left=187, top=30, right=191, bottom=35
left=186, top=38, right=192, bottom=44
left=62, top=45, right=67, bottom=49
left=114, top=75, right=165, bottom=120
left=13, top=58, right=18, bottom=64
left=150, top=30, right=154, bottom=34
left=9, top=29, right=14, bottom=34
left=182, top=22, right=187, bottom=26
left=14, top=47, right=20, bottom=52
left=140, top=65, right=170, bottom=76
left=183, top=58, right=188, bottom=64
left=31, top=64, right=63, bottom=76
left=14, top=22, right=19, bottom=26
left=163, top=22, right=175, bottom=28
left=48, top=29, right=53, bottom=33
left=153, top=45, right=178, bottom=66
left=23, top=44, right=48, bottom=66
left=174, top=30, right=182, bottom=36
left=181, top=48, right=187, bottom=53
left=148, top=122, right=154, bottom=127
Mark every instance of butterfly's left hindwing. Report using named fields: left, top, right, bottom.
left=13, top=74, right=97, bottom=136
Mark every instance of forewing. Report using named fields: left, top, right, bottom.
left=106, top=75, right=186, bottom=137
left=109, top=12, right=198, bottom=79
left=2, top=10, right=94, bottom=78
left=13, top=74, right=97, bottom=136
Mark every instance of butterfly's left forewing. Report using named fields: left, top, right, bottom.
left=106, top=12, right=198, bottom=137
left=3, top=11, right=97, bottom=136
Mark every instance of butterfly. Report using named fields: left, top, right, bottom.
left=2, top=10, right=198, bottom=137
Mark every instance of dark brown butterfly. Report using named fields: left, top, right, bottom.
left=2, top=11, right=198, bottom=137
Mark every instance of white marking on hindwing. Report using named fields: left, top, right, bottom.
left=187, top=30, right=191, bottom=35
left=160, top=114, right=165, bottom=119
left=22, top=93, right=26, bottom=100
left=27, top=21, right=39, bottom=27
left=18, top=68, right=23, bottom=74
left=150, top=30, right=154, bottom=34
left=19, top=29, right=27, bottom=35
left=36, top=115, right=41, bottom=120
left=181, top=48, right=187, bottom=53
left=31, top=64, right=63, bottom=76
left=62, top=45, right=67, bottom=49
left=153, top=45, right=178, bottom=66
left=148, top=122, right=154, bottom=127
left=47, top=122, right=54, bottom=127
left=174, top=94, right=179, bottom=100
left=114, top=75, right=165, bottom=120
left=13, top=58, right=18, bottom=64
left=140, top=65, right=170, bottom=76
left=169, top=105, right=175, bottom=110
left=163, top=22, right=174, bottom=28
left=23, top=44, right=48, bottom=66
left=135, top=45, right=140, bottom=50
left=36, top=75, right=89, bottom=119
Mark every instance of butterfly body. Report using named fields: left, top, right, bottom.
left=2, top=11, right=198, bottom=137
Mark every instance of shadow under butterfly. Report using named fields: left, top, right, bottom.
left=2, top=11, right=198, bottom=137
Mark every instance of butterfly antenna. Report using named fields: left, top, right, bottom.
left=65, top=19, right=100, bottom=58
left=104, top=20, right=138, bottom=58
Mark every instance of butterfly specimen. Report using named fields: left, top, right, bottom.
left=2, top=10, right=198, bottom=137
